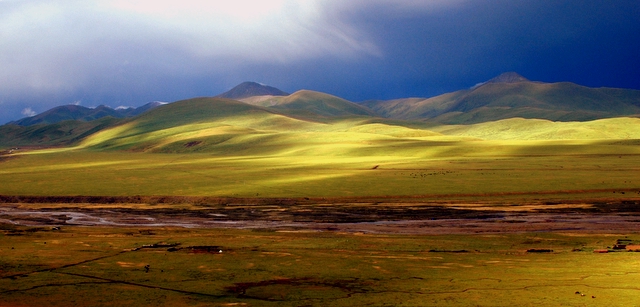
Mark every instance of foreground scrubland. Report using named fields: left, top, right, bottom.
left=2, top=226, right=640, bottom=306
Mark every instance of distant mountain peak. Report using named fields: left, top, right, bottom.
left=486, top=72, right=529, bottom=84
left=217, top=82, right=289, bottom=100
left=471, top=72, right=529, bottom=89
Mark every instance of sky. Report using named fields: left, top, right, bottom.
left=1, top=0, right=639, bottom=124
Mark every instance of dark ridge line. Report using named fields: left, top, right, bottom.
left=0, top=281, right=111, bottom=294
left=57, top=272, right=227, bottom=298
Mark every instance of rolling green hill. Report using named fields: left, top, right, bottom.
left=81, top=97, right=320, bottom=152
left=3, top=76, right=640, bottom=151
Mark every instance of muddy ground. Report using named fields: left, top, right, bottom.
left=1, top=196, right=639, bottom=234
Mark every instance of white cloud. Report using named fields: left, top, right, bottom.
left=101, top=0, right=383, bottom=61
left=0, top=0, right=395, bottom=98
left=0, top=0, right=464, bottom=103
left=21, top=107, right=36, bottom=117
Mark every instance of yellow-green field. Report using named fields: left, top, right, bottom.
left=1, top=226, right=639, bottom=306
left=1, top=139, right=639, bottom=201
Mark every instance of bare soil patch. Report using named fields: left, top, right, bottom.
left=1, top=196, right=639, bottom=234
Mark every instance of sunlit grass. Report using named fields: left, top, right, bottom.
left=432, top=117, right=640, bottom=140
left=1, top=136, right=639, bottom=199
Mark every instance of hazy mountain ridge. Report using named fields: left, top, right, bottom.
left=9, top=102, right=165, bottom=126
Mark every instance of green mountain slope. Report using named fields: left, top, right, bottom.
left=0, top=117, right=122, bottom=147
left=362, top=73, right=640, bottom=124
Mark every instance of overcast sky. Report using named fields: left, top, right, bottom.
left=2, top=0, right=639, bottom=124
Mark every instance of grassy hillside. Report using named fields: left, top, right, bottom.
left=431, top=117, right=640, bottom=140
left=81, top=97, right=321, bottom=152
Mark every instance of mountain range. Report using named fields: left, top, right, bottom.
left=2, top=72, right=639, bottom=148
left=361, top=72, right=640, bottom=124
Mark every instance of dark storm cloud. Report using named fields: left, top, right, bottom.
left=1, top=0, right=638, bottom=124
left=286, top=0, right=640, bottom=101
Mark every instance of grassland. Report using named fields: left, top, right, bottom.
left=1, top=138, right=639, bottom=201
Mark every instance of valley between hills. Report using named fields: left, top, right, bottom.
left=1, top=73, right=640, bottom=306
